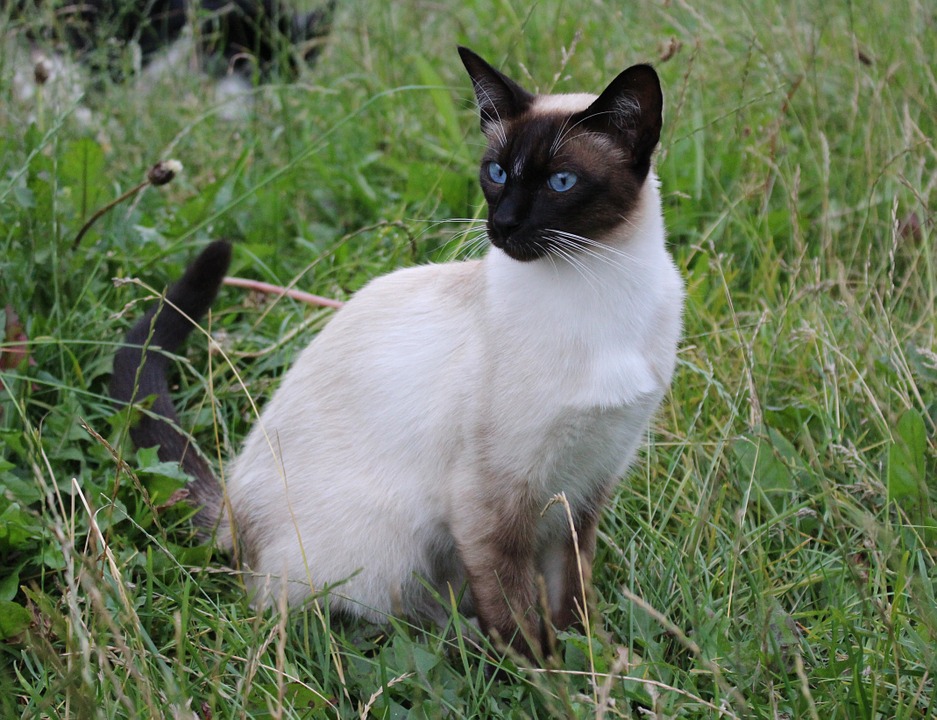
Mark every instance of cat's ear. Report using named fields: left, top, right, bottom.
left=458, top=46, right=534, bottom=135
left=578, top=64, right=663, bottom=180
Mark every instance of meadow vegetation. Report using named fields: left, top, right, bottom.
left=1, top=0, right=935, bottom=717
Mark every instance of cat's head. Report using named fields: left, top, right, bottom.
left=458, top=47, right=662, bottom=263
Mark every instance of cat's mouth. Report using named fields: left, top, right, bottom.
left=488, top=228, right=553, bottom=262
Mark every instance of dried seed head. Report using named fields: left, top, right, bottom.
left=148, top=159, right=183, bottom=186
left=34, top=57, right=52, bottom=85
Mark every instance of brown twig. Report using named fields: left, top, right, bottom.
left=72, top=180, right=148, bottom=250
left=222, top=276, right=344, bottom=309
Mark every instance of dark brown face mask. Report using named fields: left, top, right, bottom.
left=459, top=46, right=663, bottom=263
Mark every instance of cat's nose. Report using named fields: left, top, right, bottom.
left=491, top=198, right=523, bottom=238
left=492, top=216, right=520, bottom=238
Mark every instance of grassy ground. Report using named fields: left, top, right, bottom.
left=1, top=0, right=935, bottom=717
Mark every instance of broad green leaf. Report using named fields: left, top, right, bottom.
left=887, top=409, right=926, bottom=503
left=135, top=446, right=189, bottom=505
left=411, top=644, right=441, bottom=676
left=59, top=137, right=107, bottom=218
left=0, top=600, right=31, bottom=640
left=283, top=681, right=330, bottom=712
left=0, top=503, right=39, bottom=551
left=0, top=563, right=23, bottom=602
left=733, top=426, right=809, bottom=513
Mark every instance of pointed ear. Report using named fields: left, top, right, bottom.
left=578, top=64, right=663, bottom=179
left=458, top=46, right=534, bottom=134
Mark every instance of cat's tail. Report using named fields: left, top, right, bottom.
left=111, top=240, right=232, bottom=531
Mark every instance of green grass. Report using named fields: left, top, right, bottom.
left=1, top=0, right=935, bottom=717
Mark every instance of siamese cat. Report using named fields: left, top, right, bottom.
left=111, top=46, right=684, bottom=660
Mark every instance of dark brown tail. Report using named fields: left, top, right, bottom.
left=111, top=240, right=232, bottom=530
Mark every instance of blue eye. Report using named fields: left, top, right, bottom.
left=487, top=162, right=507, bottom=184
left=548, top=171, right=578, bottom=192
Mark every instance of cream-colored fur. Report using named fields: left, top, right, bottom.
left=220, top=83, right=683, bottom=625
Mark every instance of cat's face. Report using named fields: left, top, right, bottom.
left=459, top=47, right=662, bottom=263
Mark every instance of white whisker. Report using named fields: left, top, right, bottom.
left=547, top=235, right=595, bottom=276
left=445, top=229, right=490, bottom=261
left=550, top=113, right=595, bottom=156
left=404, top=215, right=489, bottom=260
left=419, top=218, right=485, bottom=232
left=472, top=81, right=508, bottom=146
left=549, top=114, right=575, bottom=156
left=407, top=218, right=482, bottom=245
left=547, top=237, right=602, bottom=293
left=551, top=109, right=622, bottom=156
left=544, top=229, right=648, bottom=271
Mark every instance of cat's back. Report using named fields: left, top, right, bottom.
left=221, top=257, right=491, bottom=609
left=293, top=258, right=485, bottom=378
left=230, top=258, right=485, bottom=488
left=329, top=258, right=483, bottom=333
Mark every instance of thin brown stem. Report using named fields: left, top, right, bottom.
left=222, top=276, right=344, bottom=309
left=72, top=180, right=148, bottom=250
left=72, top=161, right=181, bottom=250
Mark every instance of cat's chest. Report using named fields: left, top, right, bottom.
left=482, top=243, right=674, bottom=374
left=473, top=248, right=679, bottom=493
left=483, top=323, right=664, bottom=439
left=493, top=333, right=663, bottom=412
left=479, top=303, right=662, bottom=452
left=483, top=283, right=667, bottom=411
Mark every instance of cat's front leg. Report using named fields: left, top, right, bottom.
left=549, top=509, right=599, bottom=630
left=455, top=500, right=546, bottom=661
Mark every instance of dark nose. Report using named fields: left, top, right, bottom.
left=490, top=193, right=524, bottom=238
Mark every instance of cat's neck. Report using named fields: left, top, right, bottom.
left=477, top=172, right=680, bottom=403
left=482, top=173, right=668, bottom=309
